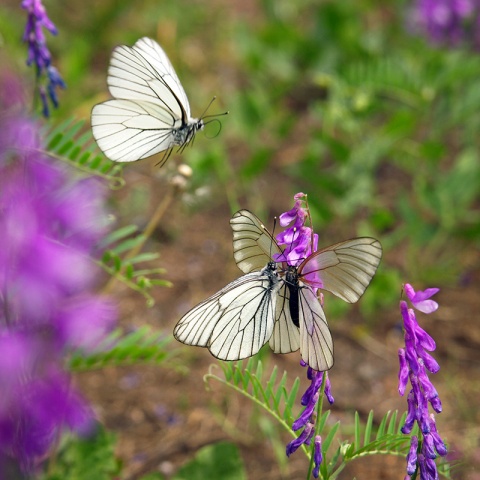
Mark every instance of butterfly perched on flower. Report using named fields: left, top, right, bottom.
left=91, top=37, right=206, bottom=163
left=174, top=209, right=382, bottom=371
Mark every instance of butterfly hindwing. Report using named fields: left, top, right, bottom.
left=230, top=209, right=282, bottom=274
left=91, top=99, right=178, bottom=162
left=298, top=238, right=383, bottom=303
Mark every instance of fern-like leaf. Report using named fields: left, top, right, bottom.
left=99, top=224, right=172, bottom=306
left=204, top=358, right=307, bottom=449
left=68, top=326, right=172, bottom=371
left=44, top=118, right=124, bottom=188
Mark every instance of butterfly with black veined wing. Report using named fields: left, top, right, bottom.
left=230, top=210, right=382, bottom=371
left=174, top=209, right=382, bottom=372
left=174, top=261, right=282, bottom=361
left=91, top=37, right=205, bottom=163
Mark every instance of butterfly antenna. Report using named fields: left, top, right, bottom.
left=198, top=97, right=229, bottom=120
left=270, top=216, right=277, bottom=260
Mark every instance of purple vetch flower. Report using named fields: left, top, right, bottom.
left=406, top=435, right=419, bottom=475
left=410, top=0, right=480, bottom=49
left=21, top=0, right=65, bottom=117
left=273, top=192, right=318, bottom=268
left=276, top=194, right=333, bottom=476
left=398, top=284, right=447, bottom=479
left=404, top=284, right=439, bottom=314
left=312, top=436, right=323, bottom=478
left=0, top=105, right=116, bottom=472
left=286, top=361, right=333, bottom=475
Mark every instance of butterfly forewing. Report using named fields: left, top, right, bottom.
left=230, top=210, right=282, bottom=274
left=107, top=38, right=189, bottom=120
left=174, top=265, right=282, bottom=361
left=298, top=238, right=383, bottom=303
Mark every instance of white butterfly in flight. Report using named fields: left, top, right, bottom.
left=91, top=37, right=205, bottom=163
left=174, top=210, right=382, bottom=371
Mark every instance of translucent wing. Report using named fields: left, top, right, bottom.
left=298, top=283, right=334, bottom=371
left=91, top=99, right=179, bottom=162
left=107, top=37, right=190, bottom=120
left=173, top=267, right=281, bottom=361
left=230, top=210, right=282, bottom=274
left=91, top=37, right=200, bottom=162
left=298, top=238, right=382, bottom=303
left=269, top=284, right=300, bottom=354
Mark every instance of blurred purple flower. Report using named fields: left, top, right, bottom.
left=398, top=284, right=446, bottom=479
left=21, top=0, right=65, bottom=117
left=0, top=101, right=115, bottom=472
left=410, top=0, right=480, bottom=49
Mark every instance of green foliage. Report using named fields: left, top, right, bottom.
left=44, top=119, right=124, bottom=188
left=173, top=442, right=247, bottom=480
left=43, top=427, right=121, bottom=480
left=68, top=326, right=172, bottom=371
left=206, top=359, right=453, bottom=479
left=205, top=358, right=301, bottom=441
left=100, top=224, right=173, bottom=307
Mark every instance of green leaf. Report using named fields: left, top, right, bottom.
left=100, top=225, right=139, bottom=248
left=68, top=326, right=171, bottom=371
left=364, top=410, right=374, bottom=446
left=44, top=118, right=124, bottom=188
left=44, top=427, right=120, bottom=480
left=173, top=442, right=247, bottom=480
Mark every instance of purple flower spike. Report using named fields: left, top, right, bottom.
left=279, top=194, right=334, bottom=475
left=410, top=0, right=480, bottom=50
left=274, top=193, right=317, bottom=267
left=287, top=360, right=334, bottom=474
left=21, top=0, right=65, bottom=117
left=0, top=105, right=116, bottom=471
left=398, top=283, right=446, bottom=479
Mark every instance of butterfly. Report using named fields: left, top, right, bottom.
left=174, top=210, right=382, bottom=371
left=91, top=37, right=204, bottom=163
left=174, top=261, right=282, bottom=361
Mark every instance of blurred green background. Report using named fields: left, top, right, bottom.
left=1, top=0, right=479, bottom=478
